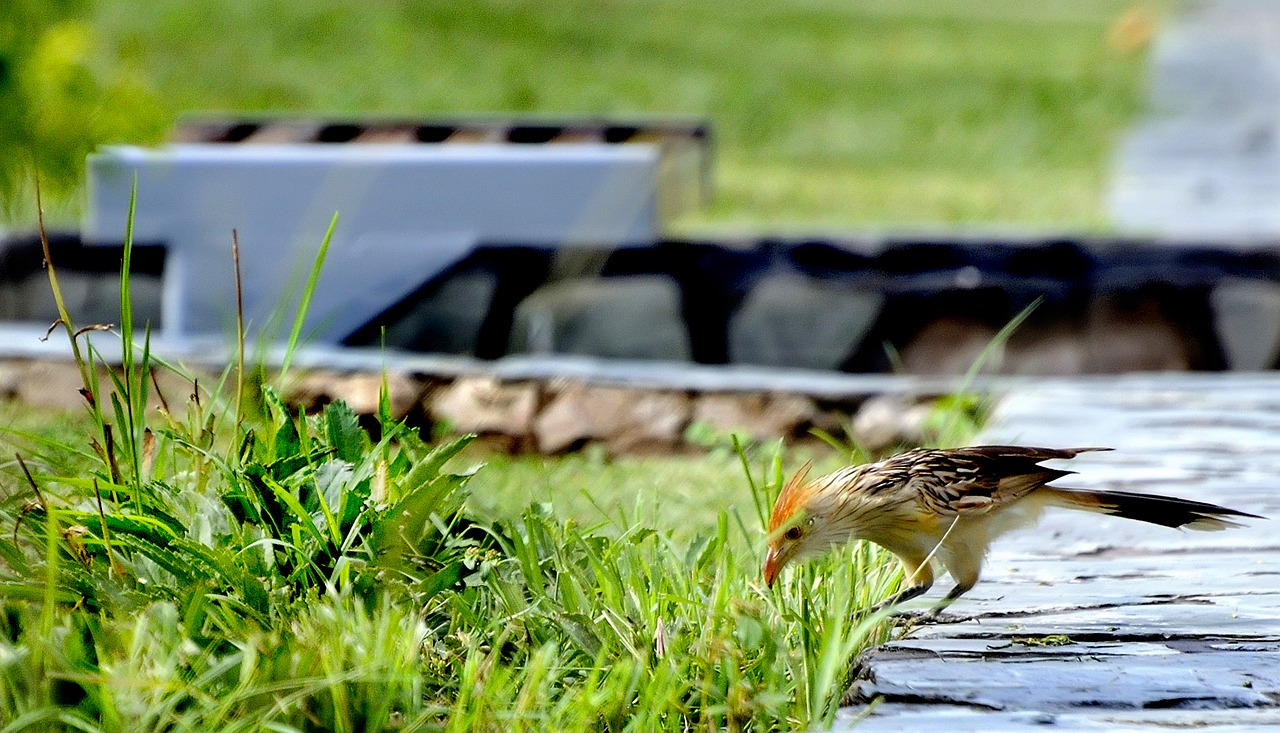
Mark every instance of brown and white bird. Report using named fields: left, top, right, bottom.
left=763, top=446, right=1261, bottom=612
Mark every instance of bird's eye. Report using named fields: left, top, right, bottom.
left=783, top=526, right=803, bottom=541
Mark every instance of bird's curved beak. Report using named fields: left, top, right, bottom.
left=763, top=546, right=782, bottom=588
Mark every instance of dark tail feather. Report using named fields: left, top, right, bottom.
left=1043, top=488, right=1263, bottom=531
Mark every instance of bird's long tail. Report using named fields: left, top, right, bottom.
left=1041, top=487, right=1262, bottom=531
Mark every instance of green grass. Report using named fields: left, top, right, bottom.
left=18, top=0, right=1165, bottom=229
left=463, top=446, right=829, bottom=541
left=0, top=199, right=940, bottom=730
left=0, top=396, right=902, bottom=731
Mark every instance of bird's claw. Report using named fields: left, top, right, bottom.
left=888, top=609, right=974, bottom=626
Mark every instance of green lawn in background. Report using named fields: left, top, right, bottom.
left=463, top=443, right=842, bottom=541
left=71, top=0, right=1164, bottom=230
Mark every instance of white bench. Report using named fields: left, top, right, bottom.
left=84, top=141, right=665, bottom=345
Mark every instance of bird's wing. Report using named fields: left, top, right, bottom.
left=903, top=446, right=1109, bottom=516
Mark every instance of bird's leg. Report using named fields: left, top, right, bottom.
left=869, top=581, right=932, bottom=614
left=883, top=581, right=979, bottom=626
left=920, top=553, right=981, bottom=621
left=869, top=555, right=933, bottom=615
left=922, top=579, right=976, bottom=618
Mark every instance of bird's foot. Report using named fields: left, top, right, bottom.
left=888, top=609, right=975, bottom=627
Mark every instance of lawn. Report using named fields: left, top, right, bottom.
left=465, top=446, right=830, bottom=540
left=21, top=0, right=1165, bottom=229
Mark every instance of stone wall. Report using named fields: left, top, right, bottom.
left=290, top=369, right=947, bottom=454
left=5, top=233, right=1280, bottom=376
left=347, top=239, right=1280, bottom=374
left=1, top=358, right=949, bottom=456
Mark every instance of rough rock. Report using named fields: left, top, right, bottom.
left=377, top=270, right=498, bottom=354
left=288, top=370, right=422, bottom=417
left=4, top=358, right=213, bottom=416
left=509, top=276, right=692, bottom=361
left=0, top=360, right=24, bottom=398
left=14, top=360, right=97, bottom=411
left=1004, top=331, right=1088, bottom=375
left=1210, top=277, right=1280, bottom=370
left=851, top=394, right=935, bottom=452
left=534, top=382, right=691, bottom=453
left=429, top=376, right=538, bottom=436
left=901, top=316, right=1000, bottom=376
left=1083, top=294, right=1190, bottom=372
left=288, top=369, right=349, bottom=411
left=691, top=392, right=818, bottom=440
left=729, top=276, right=883, bottom=370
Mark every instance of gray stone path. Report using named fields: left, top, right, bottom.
left=842, top=373, right=1280, bottom=729
left=1110, top=0, right=1280, bottom=237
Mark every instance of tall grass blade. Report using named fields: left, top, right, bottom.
left=232, top=229, right=247, bottom=433
left=280, top=211, right=339, bottom=381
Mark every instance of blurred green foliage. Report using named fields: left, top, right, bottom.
left=10, top=0, right=1163, bottom=229
left=0, top=0, right=163, bottom=218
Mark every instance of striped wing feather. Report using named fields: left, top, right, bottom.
left=900, top=446, right=1112, bottom=516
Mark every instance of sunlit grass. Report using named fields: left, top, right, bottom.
left=462, top=444, right=847, bottom=543
left=17, top=0, right=1167, bottom=229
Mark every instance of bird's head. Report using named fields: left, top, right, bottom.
left=763, top=460, right=890, bottom=587
left=768, top=463, right=839, bottom=588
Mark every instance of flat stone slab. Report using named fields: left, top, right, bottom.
left=845, top=373, right=1280, bottom=729
left=855, top=639, right=1280, bottom=711
left=841, top=706, right=1280, bottom=732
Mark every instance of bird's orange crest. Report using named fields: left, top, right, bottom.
left=768, top=461, right=814, bottom=536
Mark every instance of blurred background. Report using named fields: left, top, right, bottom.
left=7, top=0, right=1280, bottom=377
left=3, top=0, right=1162, bottom=229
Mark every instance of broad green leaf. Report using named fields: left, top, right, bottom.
left=323, top=400, right=364, bottom=464
left=410, top=434, right=474, bottom=482
left=554, top=612, right=603, bottom=658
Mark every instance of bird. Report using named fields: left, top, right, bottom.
left=762, top=445, right=1262, bottom=614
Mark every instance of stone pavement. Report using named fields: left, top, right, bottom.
left=842, top=373, right=1280, bottom=730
